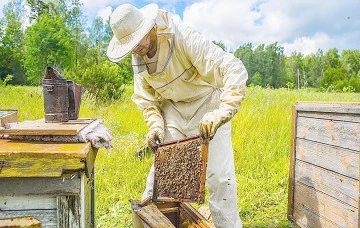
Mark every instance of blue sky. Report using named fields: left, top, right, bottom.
left=1, top=0, right=359, bottom=55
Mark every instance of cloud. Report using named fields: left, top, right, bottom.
left=182, top=0, right=360, bottom=55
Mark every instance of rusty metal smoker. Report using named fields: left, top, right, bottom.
left=42, top=67, right=82, bottom=122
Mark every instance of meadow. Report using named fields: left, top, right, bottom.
left=0, top=85, right=359, bottom=227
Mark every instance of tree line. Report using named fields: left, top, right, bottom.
left=1, top=0, right=359, bottom=102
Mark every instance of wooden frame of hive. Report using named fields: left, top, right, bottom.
left=153, top=136, right=209, bottom=203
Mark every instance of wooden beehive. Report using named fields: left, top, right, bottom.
left=154, top=136, right=209, bottom=203
left=0, top=109, right=17, bottom=127
left=288, top=102, right=360, bottom=227
left=0, top=119, right=98, bottom=228
left=131, top=198, right=214, bottom=228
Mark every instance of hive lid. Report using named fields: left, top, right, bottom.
left=153, top=135, right=209, bottom=204
left=0, top=118, right=95, bottom=136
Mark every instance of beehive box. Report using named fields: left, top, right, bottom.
left=154, top=136, right=209, bottom=203
left=0, top=110, right=17, bottom=127
left=131, top=198, right=214, bottom=228
left=0, top=119, right=98, bottom=228
left=288, top=102, right=360, bottom=227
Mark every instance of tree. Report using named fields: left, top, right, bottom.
left=320, top=67, right=348, bottom=91
left=0, top=0, right=26, bottom=84
left=341, top=49, right=360, bottom=78
left=24, top=13, right=74, bottom=85
left=324, top=48, right=340, bottom=68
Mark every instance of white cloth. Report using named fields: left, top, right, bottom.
left=133, top=9, right=247, bottom=228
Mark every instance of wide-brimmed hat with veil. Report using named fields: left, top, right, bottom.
left=107, top=3, right=158, bottom=62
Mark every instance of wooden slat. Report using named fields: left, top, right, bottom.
left=135, top=203, right=175, bottom=228
left=0, top=177, right=80, bottom=196
left=180, top=203, right=215, bottom=228
left=296, top=138, right=359, bottom=180
left=0, top=210, right=57, bottom=227
left=293, top=203, right=339, bottom=228
left=0, top=140, right=93, bottom=177
left=295, top=160, right=358, bottom=207
left=287, top=106, right=297, bottom=220
left=295, top=102, right=360, bottom=114
left=57, top=195, right=80, bottom=228
left=0, top=196, right=56, bottom=210
left=294, top=182, right=358, bottom=227
left=298, top=111, right=360, bottom=123
left=296, top=116, right=360, bottom=151
left=0, top=118, right=95, bottom=136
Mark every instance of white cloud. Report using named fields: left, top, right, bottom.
left=182, top=0, right=360, bottom=55
left=97, top=6, right=112, bottom=22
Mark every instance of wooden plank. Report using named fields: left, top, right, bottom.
left=0, top=140, right=92, bottom=177
left=295, top=102, right=360, bottom=114
left=0, top=177, right=80, bottom=196
left=0, top=196, right=56, bottom=210
left=293, top=203, right=339, bottom=228
left=57, top=195, right=81, bottom=228
left=298, top=111, right=360, bottom=123
left=294, top=182, right=358, bottom=227
left=295, top=160, right=358, bottom=207
left=180, top=203, right=215, bottom=228
left=0, top=210, right=57, bottom=227
left=135, top=203, right=175, bottom=228
left=80, top=172, right=95, bottom=228
left=296, top=116, right=360, bottom=151
left=296, top=138, right=359, bottom=180
left=287, top=106, right=297, bottom=221
left=0, top=118, right=95, bottom=136
left=0, top=216, right=41, bottom=228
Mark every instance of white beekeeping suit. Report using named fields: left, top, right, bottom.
left=107, top=4, right=248, bottom=228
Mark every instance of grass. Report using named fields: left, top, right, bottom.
left=0, top=85, right=358, bottom=227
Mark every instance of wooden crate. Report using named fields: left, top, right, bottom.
left=154, top=136, right=209, bottom=203
left=288, top=102, right=360, bottom=227
left=131, top=198, right=214, bottom=228
left=0, top=110, right=17, bottom=127
left=0, top=138, right=97, bottom=227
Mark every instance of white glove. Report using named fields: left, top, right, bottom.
left=146, top=127, right=164, bottom=152
left=199, top=109, right=232, bottom=140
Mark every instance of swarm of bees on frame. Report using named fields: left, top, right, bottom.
left=155, top=138, right=206, bottom=203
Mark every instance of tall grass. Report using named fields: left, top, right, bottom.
left=0, top=85, right=358, bottom=227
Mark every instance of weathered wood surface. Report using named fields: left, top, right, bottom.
left=0, top=196, right=56, bottom=210
left=58, top=195, right=80, bottom=228
left=0, top=118, right=95, bottom=136
left=0, top=139, right=93, bottom=177
left=0, top=216, right=41, bottom=228
left=0, top=177, right=81, bottom=196
left=296, top=116, right=360, bottom=151
left=296, top=138, right=359, bottom=180
left=295, top=160, right=358, bottom=207
left=298, top=111, right=360, bottom=123
left=295, top=102, right=360, bottom=114
left=135, top=203, right=175, bottom=228
left=0, top=210, right=57, bottom=227
left=294, top=182, right=358, bottom=227
left=293, top=203, right=339, bottom=228
left=81, top=171, right=95, bottom=228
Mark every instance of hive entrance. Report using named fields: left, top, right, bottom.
left=154, top=136, right=209, bottom=203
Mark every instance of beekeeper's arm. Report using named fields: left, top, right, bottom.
left=132, top=72, right=164, bottom=151
left=179, top=25, right=248, bottom=139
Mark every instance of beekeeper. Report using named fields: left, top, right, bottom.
left=107, top=3, right=248, bottom=228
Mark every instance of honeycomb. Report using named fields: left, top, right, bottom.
left=154, top=136, right=208, bottom=203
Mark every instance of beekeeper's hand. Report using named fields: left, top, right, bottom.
left=199, top=109, right=232, bottom=140
left=146, top=127, right=164, bottom=152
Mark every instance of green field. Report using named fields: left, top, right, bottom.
left=0, top=86, right=358, bottom=227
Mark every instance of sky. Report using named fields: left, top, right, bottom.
left=1, top=0, right=359, bottom=56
